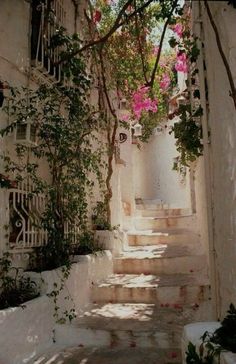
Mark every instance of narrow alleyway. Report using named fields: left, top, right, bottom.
left=33, top=202, right=212, bottom=364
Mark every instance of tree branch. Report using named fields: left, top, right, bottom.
left=56, top=0, right=155, bottom=64
left=98, top=49, right=119, bottom=223
left=134, top=0, right=149, bottom=84
left=148, top=0, right=178, bottom=88
left=204, top=0, right=236, bottom=109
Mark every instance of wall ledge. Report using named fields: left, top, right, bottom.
left=0, top=252, right=113, bottom=364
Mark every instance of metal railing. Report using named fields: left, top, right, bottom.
left=9, top=181, right=80, bottom=249
left=9, top=182, right=47, bottom=248
left=31, top=0, right=66, bottom=83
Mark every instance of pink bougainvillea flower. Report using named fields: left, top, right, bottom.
left=175, top=52, right=188, bottom=73
left=173, top=23, right=183, bottom=38
left=93, top=9, right=102, bottom=23
left=132, top=86, right=158, bottom=119
left=171, top=352, right=178, bottom=358
left=177, top=52, right=187, bottom=62
left=160, top=73, right=171, bottom=90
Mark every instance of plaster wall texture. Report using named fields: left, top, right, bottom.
left=133, top=120, right=191, bottom=208
left=193, top=158, right=210, bottom=258
left=120, top=130, right=136, bottom=213
left=110, top=162, right=123, bottom=227
left=196, top=1, right=236, bottom=317
left=0, top=252, right=113, bottom=364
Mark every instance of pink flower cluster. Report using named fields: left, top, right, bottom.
left=175, top=52, right=188, bottom=73
left=172, top=23, right=183, bottom=38
left=160, top=73, right=171, bottom=90
left=132, top=86, right=158, bottom=119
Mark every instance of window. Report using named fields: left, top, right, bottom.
left=31, top=0, right=66, bottom=82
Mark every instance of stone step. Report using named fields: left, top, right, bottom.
left=128, top=230, right=200, bottom=246
left=135, top=208, right=192, bottom=218
left=114, top=249, right=208, bottom=275
left=117, top=244, right=205, bottom=260
left=133, top=215, right=197, bottom=231
left=54, top=303, right=212, bottom=351
left=33, top=346, right=182, bottom=364
left=92, top=273, right=210, bottom=305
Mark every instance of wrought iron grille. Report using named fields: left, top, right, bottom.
left=31, top=0, right=66, bottom=82
left=9, top=182, right=48, bottom=248
left=9, top=181, right=80, bottom=249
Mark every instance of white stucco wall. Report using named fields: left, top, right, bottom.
left=120, top=129, right=136, bottom=216
left=193, top=1, right=236, bottom=318
left=133, top=120, right=191, bottom=208
left=193, top=158, right=210, bottom=259
left=0, top=251, right=113, bottom=364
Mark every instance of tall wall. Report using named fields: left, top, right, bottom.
left=133, top=120, right=192, bottom=208
left=0, top=0, right=108, bottom=254
left=193, top=1, right=236, bottom=317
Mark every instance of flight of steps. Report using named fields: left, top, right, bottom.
left=34, top=205, right=212, bottom=364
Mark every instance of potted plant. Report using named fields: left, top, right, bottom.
left=92, top=201, right=124, bottom=256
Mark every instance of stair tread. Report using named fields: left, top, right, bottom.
left=127, top=229, right=199, bottom=235
left=134, top=215, right=195, bottom=220
left=33, top=346, right=182, bottom=364
left=116, top=244, right=203, bottom=259
left=73, top=302, right=211, bottom=332
left=95, top=273, right=209, bottom=288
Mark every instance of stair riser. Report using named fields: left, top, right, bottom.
left=136, top=209, right=191, bottom=218
left=92, top=285, right=211, bottom=305
left=114, top=256, right=208, bottom=275
left=55, top=326, right=182, bottom=350
left=128, top=234, right=199, bottom=246
left=134, top=217, right=197, bottom=231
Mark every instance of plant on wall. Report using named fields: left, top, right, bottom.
left=171, top=103, right=203, bottom=169
left=0, top=253, right=39, bottom=310
left=0, top=0, right=207, bottom=270
left=1, top=27, right=105, bottom=271
left=168, top=7, right=203, bottom=170
left=185, top=303, right=236, bottom=363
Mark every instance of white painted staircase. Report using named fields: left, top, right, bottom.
left=34, top=205, right=212, bottom=364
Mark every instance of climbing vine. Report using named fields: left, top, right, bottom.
left=168, top=7, right=203, bottom=170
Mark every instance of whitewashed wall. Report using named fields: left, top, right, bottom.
left=132, top=120, right=191, bottom=208
left=193, top=1, right=236, bottom=318
left=120, top=129, right=136, bottom=226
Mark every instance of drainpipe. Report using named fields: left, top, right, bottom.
left=192, top=0, right=220, bottom=320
